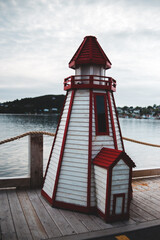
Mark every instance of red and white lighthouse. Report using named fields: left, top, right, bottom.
left=42, top=36, right=131, bottom=217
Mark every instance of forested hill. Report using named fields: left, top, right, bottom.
left=0, top=95, right=159, bottom=119
left=0, top=95, right=65, bottom=114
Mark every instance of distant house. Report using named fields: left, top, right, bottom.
left=133, top=109, right=140, bottom=114
left=117, top=107, right=123, bottom=114
left=43, top=109, right=49, bottom=112
left=51, top=108, right=58, bottom=112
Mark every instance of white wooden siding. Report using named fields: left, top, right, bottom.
left=56, top=90, right=89, bottom=206
left=42, top=92, right=72, bottom=198
left=91, top=165, right=96, bottom=207
left=94, top=166, right=107, bottom=214
left=110, top=159, right=129, bottom=214
left=110, top=93, right=123, bottom=150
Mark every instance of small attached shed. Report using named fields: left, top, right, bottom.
left=93, top=147, right=135, bottom=222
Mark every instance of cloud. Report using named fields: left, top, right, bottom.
left=0, top=0, right=160, bottom=106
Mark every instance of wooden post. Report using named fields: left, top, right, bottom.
left=29, top=134, right=43, bottom=188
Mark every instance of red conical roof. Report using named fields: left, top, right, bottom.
left=69, top=36, right=112, bottom=69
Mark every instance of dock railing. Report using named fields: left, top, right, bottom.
left=0, top=131, right=54, bottom=189
left=0, top=132, right=160, bottom=189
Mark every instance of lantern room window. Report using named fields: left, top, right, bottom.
left=94, top=93, right=109, bottom=135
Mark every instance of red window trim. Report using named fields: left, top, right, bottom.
left=112, top=193, right=125, bottom=216
left=94, top=93, right=109, bottom=136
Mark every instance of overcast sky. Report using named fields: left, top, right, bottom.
left=0, top=0, right=160, bottom=107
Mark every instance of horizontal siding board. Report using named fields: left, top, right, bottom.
left=112, top=164, right=129, bottom=171
left=61, top=114, right=68, bottom=120
left=46, top=171, right=56, bottom=181
left=112, top=174, right=129, bottom=181
left=60, top=169, right=87, bottom=178
left=66, top=134, right=89, bottom=141
left=51, top=148, right=61, bottom=156
left=43, top=185, right=52, bottom=198
left=62, top=161, right=87, bottom=168
left=94, top=166, right=107, bottom=214
left=46, top=166, right=57, bottom=177
left=111, top=179, right=129, bottom=186
left=57, top=129, right=67, bottom=135
left=67, top=122, right=89, bottom=127
left=64, top=144, right=89, bottom=151
left=56, top=196, right=87, bottom=206
left=94, top=181, right=107, bottom=193
left=92, top=135, right=113, bottom=141
left=57, top=183, right=87, bottom=192
left=69, top=118, right=89, bottom=123
left=94, top=176, right=107, bottom=189
left=62, top=155, right=88, bottom=163
left=94, top=170, right=107, bottom=180
left=74, top=91, right=89, bottom=97
left=57, top=188, right=87, bottom=197
left=111, top=189, right=128, bottom=195
left=92, top=144, right=114, bottom=151
left=49, top=151, right=60, bottom=160
left=63, top=152, right=88, bottom=160
left=94, top=166, right=107, bottom=176
left=66, top=130, right=89, bottom=136
left=72, top=105, right=89, bottom=110
left=97, top=197, right=106, bottom=213
left=65, top=139, right=89, bottom=146
left=64, top=148, right=88, bottom=155
left=44, top=180, right=54, bottom=192
left=70, top=109, right=89, bottom=114
left=73, top=100, right=89, bottom=105
left=95, top=189, right=106, bottom=203
left=112, top=170, right=129, bottom=175
left=70, top=113, right=89, bottom=118
left=58, top=178, right=87, bottom=186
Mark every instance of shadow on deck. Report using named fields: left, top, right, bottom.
left=1, top=177, right=160, bottom=240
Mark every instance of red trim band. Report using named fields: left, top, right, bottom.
left=112, top=193, right=125, bottom=216
left=87, top=89, right=92, bottom=210
left=53, top=200, right=96, bottom=214
left=94, top=92, right=109, bottom=136
left=41, top=189, right=53, bottom=205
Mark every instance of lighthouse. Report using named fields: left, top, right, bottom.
left=41, top=36, right=134, bottom=221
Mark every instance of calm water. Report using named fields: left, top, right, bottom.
left=0, top=114, right=159, bottom=177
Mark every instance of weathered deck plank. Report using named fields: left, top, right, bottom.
left=37, top=190, right=76, bottom=236
left=74, top=212, right=100, bottom=231
left=27, top=190, right=62, bottom=238
left=7, top=189, right=33, bottom=240
left=60, top=210, right=89, bottom=234
left=17, top=190, right=48, bottom=240
left=0, top=190, right=17, bottom=240
left=134, top=192, right=160, bottom=215
left=89, top=215, right=113, bottom=230
left=1, top=178, right=160, bottom=240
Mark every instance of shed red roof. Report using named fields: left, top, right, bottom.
left=93, top=148, right=135, bottom=169
left=69, top=36, right=112, bottom=69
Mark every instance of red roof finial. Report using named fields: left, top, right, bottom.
left=69, top=36, right=112, bottom=69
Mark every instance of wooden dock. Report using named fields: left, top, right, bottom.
left=1, top=177, right=160, bottom=240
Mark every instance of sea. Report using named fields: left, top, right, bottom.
left=0, top=114, right=159, bottom=177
